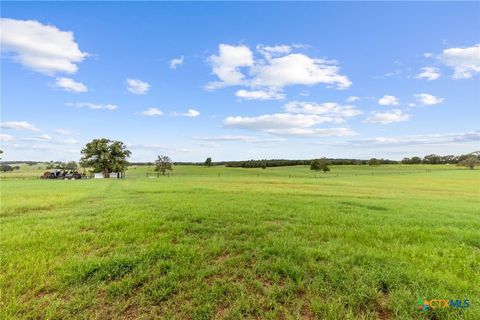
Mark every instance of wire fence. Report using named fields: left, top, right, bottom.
left=0, top=167, right=470, bottom=181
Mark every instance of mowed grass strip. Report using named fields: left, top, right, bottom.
left=1, top=165, right=479, bottom=319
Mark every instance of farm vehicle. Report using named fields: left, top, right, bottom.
left=41, top=170, right=86, bottom=180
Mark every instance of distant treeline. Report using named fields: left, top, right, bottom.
left=171, top=152, right=479, bottom=168
left=400, top=153, right=479, bottom=164
left=222, top=159, right=395, bottom=168
left=2, top=152, right=478, bottom=169
left=0, top=161, right=39, bottom=166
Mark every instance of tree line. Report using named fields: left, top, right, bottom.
left=401, top=153, right=479, bottom=165
left=2, top=140, right=479, bottom=175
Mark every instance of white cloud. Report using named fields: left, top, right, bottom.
left=415, top=67, right=441, bottom=81
left=62, top=138, right=80, bottom=144
left=54, top=128, right=72, bottom=135
left=37, top=134, right=52, bottom=141
left=0, top=18, right=88, bottom=75
left=182, top=109, right=200, bottom=117
left=22, top=134, right=52, bottom=142
left=235, top=89, right=285, bottom=100
left=423, top=53, right=433, bottom=58
left=256, top=44, right=292, bottom=59
left=126, top=78, right=150, bottom=95
left=440, top=44, right=480, bottom=79
left=1, top=121, right=40, bottom=131
left=364, top=109, right=411, bottom=124
left=414, top=93, right=444, bottom=105
left=346, top=96, right=359, bottom=102
left=263, top=127, right=356, bottom=137
left=250, top=53, right=351, bottom=89
left=206, top=44, right=351, bottom=96
left=169, top=56, right=184, bottom=69
left=225, top=113, right=334, bottom=129
left=141, top=108, right=163, bottom=116
left=206, top=44, right=254, bottom=90
left=193, top=135, right=284, bottom=143
left=283, top=101, right=362, bottom=122
left=67, top=102, right=117, bottom=110
left=378, top=95, right=400, bottom=106
left=348, top=131, right=480, bottom=147
left=0, top=134, right=14, bottom=142
left=223, top=113, right=356, bottom=137
left=54, top=77, right=88, bottom=92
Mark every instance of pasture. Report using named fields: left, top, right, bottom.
left=1, top=165, right=479, bottom=319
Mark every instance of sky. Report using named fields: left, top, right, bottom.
left=1, top=2, right=479, bottom=162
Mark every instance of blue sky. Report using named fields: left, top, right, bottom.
left=1, top=2, right=479, bottom=162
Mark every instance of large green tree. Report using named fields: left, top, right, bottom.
left=310, top=158, right=330, bottom=173
left=80, top=139, right=131, bottom=178
left=155, top=155, right=173, bottom=175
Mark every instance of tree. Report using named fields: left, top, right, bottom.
left=0, top=149, right=3, bottom=160
left=0, top=164, right=13, bottom=172
left=205, top=157, right=212, bottom=167
left=458, top=156, right=480, bottom=170
left=261, top=160, right=267, bottom=169
left=310, top=158, right=330, bottom=173
left=155, top=155, right=173, bottom=175
left=80, top=138, right=131, bottom=178
left=423, top=154, right=441, bottom=164
left=368, top=158, right=381, bottom=166
left=66, top=161, right=78, bottom=170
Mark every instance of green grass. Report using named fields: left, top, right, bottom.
left=1, top=165, right=479, bottom=319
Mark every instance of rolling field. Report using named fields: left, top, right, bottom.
left=1, top=165, right=479, bottom=319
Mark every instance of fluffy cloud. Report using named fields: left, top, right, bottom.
left=206, top=44, right=351, bottom=97
left=54, top=77, right=88, bottom=92
left=193, top=135, right=284, bottom=143
left=414, top=93, right=444, bottom=105
left=283, top=101, right=362, bottom=122
left=169, top=56, right=184, bottom=69
left=126, top=78, right=150, bottom=95
left=378, top=95, right=400, bottom=106
left=346, top=96, right=359, bottom=102
left=0, top=134, right=14, bottom=142
left=250, top=53, right=351, bottom=89
left=440, top=44, right=480, bottom=79
left=1, top=121, right=40, bottom=131
left=206, top=44, right=254, bottom=90
left=364, top=109, right=410, bottom=124
left=0, top=18, right=88, bottom=75
left=67, top=102, right=117, bottom=110
left=415, top=67, right=441, bottom=81
left=223, top=113, right=355, bottom=137
left=235, top=89, right=285, bottom=101
left=182, top=109, right=200, bottom=117
left=141, top=108, right=163, bottom=116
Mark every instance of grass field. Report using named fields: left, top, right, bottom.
left=1, top=165, right=479, bottom=319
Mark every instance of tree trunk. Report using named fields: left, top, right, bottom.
left=103, top=167, right=110, bottom=178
